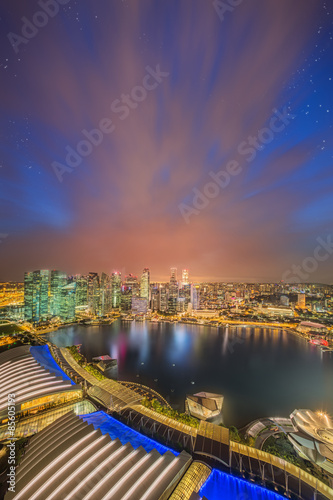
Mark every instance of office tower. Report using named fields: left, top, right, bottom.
left=87, top=272, right=100, bottom=316
left=125, top=274, right=140, bottom=296
left=100, top=272, right=112, bottom=315
left=168, top=268, right=178, bottom=313
left=24, top=270, right=50, bottom=323
left=140, top=268, right=150, bottom=304
left=298, top=293, right=306, bottom=308
left=121, top=274, right=139, bottom=311
left=159, top=284, right=168, bottom=312
left=181, top=269, right=189, bottom=286
left=180, top=283, right=191, bottom=310
left=50, top=270, right=67, bottom=317
left=74, top=275, right=88, bottom=307
left=191, top=283, right=200, bottom=311
left=59, top=282, right=76, bottom=321
left=111, top=271, right=122, bottom=308
left=151, top=285, right=159, bottom=311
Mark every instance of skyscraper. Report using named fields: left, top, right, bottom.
left=168, top=268, right=178, bottom=313
left=74, top=275, right=88, bottom=307
left=121, top=274, right=139, bottom=311
left=59, top=282, right=76, bottom=321
left=140, top=268, right=150, bottom=305
left=24, top=270, right=50, bottom=323
left=100, top=272, right=112, bottom=315
left=111, top=271, right=122, bottom=308
left=181, top=269, right=189, bottom=286
left=87, top=272, right=100, bottom=316
left=50, top=270, right=67, bottom=317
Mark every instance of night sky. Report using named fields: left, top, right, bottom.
left=0, top=0, right=332, bottom=282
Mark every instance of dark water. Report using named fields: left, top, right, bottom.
left=45, top=321, right=333, bottom=427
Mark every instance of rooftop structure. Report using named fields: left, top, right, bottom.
left=5, top=411, right=192, bottom=500
left=0, top=345, right=82, bottom=424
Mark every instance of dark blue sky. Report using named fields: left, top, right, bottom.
left=0, top=0, right=332, bottom=282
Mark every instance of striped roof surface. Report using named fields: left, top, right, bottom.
left=5, top=412, right=191, bottom=500
left=0, top=346, right=79, bottom=418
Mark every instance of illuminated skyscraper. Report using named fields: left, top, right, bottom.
left=87, top=272, right=100, bottom=316
left=100, top=272, right=112, bottom=315
left=59, top=282, right=76, bottom=321
left=121, top=274, right=139, bottom=311
left=50, top=270, right=67, bottom=317
left=168, top=268, right=178, bottom=313
left=111, top=271, right=122, bottom=308
left=140, top=268, right=150, bottom=304
left=191, top=283, right=201, bottom=311
left=159, top=285, right=168, bottom=312
left=181, top=269, right=189, bottom=286
left=74, top=275, right=88, bottom=307
left=24, top=270, right=50, bottom=323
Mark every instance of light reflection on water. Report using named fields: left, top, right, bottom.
left=46, top=320, right=333, bottom=427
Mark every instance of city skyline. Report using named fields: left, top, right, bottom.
left=1, top=1, right=333, bottom=283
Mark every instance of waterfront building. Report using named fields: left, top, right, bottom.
left=289, top=409, right=333, bottom=474
left=111, top=271, right=122, bottom=308
left=24, top=270, right=50, bottom=323
left=59, top=282, right=76, bottom=321
left=140, top=267, right=150, bottom=304
left=87, top=272, right=100, bottom=315
left=50, top=270, right=67, bottom=316
left=121, top=274, right=140, bottom=311
left=296, top=321, right=328, bottom=336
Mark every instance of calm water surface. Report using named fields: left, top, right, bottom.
left=46, top=321, right=333, bottom=427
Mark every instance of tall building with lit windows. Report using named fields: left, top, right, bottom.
left=111, top=271, right=122, bottom=308
left=87, top=272, right=100, bottom=316
left=24, top=270, right=50, bottom=324
left=74, top=274, right=88, bottom=307
left=181, top=269, right=189, bottom=286
left=168, top=268, right=178, bottom=313
left=100, top=272, right=112, bottom=315
left=50, top=270, right=67, bottom=317
left=140, top=268, right=150, bottom=305
left=59, top=282, right=76, bottom=321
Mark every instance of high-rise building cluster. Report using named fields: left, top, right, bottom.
left=23, top=267, right=199, bottom=324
